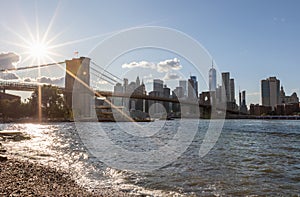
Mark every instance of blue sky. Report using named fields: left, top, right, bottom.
left=0, top=0, right=299, bottom=104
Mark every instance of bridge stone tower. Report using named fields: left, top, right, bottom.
left=65, top=57, right=92, bottom=118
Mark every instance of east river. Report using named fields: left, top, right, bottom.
left=1, top=119, right=300, bottom=196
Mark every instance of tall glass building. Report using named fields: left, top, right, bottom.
left=209, top=66, right=217, bottom=92
left=188, top=76, right=198, bottom=99
left=261, top=77, right=280, bottom=109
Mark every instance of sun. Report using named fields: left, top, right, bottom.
left=28, top=41, right=49, bottom=61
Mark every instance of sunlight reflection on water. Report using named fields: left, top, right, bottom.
left=1, top=120, right=300, bottom=196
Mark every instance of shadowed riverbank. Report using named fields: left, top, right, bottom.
left=0, top=158, right=132, bottom=196
left=0, top=131, right=131, bottom=197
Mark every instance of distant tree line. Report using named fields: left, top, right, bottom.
left=0, top=85, right=71, bottom=121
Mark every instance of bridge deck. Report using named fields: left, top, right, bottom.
left=0, top=81, right=240, bottom=114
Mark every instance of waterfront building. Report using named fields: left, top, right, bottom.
left=261, top=76, right=280, bottom=109
left=222, top=72, right=230, bottom=102
left=113, top=82, right=123, bottom=106
left=148, top=79, right=165, bottom=117
left=122, top=78, right=129, bottom=110
left=0, top=92, right=21, bottom=103
left=209, top=62, right=217, bottom=92
left=172, top=90, right=181, bottom=114
left=173, top=86, right=184, bottom=98
left=163, top=85, right=171, bottom=113
left=275, top=103, right=299, bottom=115
left=148, top=90, right=163, bottom=117
left=179, top=80, right=187, bottom=97
left=273, top=86, right=300, bottom=115
left=163, top=85, right=171, bottom=98
left=250, top=104, right=272, bottom=116
left=216, top=85, right=222, bottom=103
left=230, top=78, right=235, bottom=102
left=153, top=79, right=164, bottom=96
left=133, top=79, right=146, bottom=112
left=188, top=76, right=198, bottom=99
left=116, top=77, right=145, bottom=111
left=279, top=86, right=299, bottom=104
left=239, top=91, right=242, bottom=107
left=239, top=90, right=248, bottom=114
left=136, top=76, right=140, bottom=86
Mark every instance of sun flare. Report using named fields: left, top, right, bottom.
left=28, top=41, right=49, bottom=61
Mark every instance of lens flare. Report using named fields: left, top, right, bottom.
left=28, top=41, right=49, bottom=60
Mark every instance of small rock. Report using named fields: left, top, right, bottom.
left=0, top=155, right=8, bottom=162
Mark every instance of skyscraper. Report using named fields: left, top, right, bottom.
left=230, top=78, right=235, bottom=102
left=163, top=85, right=171, bottom=113
left=239, top=90, right=248, bottom=114
left=113, top=82, right=123, bottom=106
left=209, top=62, right=217, bottom=92
left=153, top=79, right=164, bottom=96
left=136, top=76, right=140, bottom=86
left=179, top=80, right=187, bottom=96
left=242, top=90, right=246, bottom=106
left=239, top=91, right=242, bottom=107
left=261, top=77, right=280, bottom=109
left=123, top=78, right=128, bottom=93
left=222, top=72, right=230, bottom=102
left=216, top=85, right=222, bottom=103
left=173, top=86, right=184, bottom=98
left=188, top=76, right=198, bottom=99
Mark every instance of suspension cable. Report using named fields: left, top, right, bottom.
left=0, top=61, right=65, bottom=72
left=90, top=70, right=115, bottom=85
left=91, top=61, right=122, bottom=81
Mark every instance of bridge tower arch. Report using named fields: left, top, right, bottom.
left=65, top=57, right=92, bottom=117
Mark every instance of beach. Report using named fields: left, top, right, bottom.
left=0, top=141, right=129, bottom=197
left=0, top=158, right=131, bottom=197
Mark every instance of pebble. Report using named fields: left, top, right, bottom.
left=0, top=158, right=131, bottom=196
left=0, top=155, right=8, bottom=162
left=0, top=133, right=131, bottom=196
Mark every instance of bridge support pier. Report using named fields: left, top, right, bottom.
left=65, top=57, right=93, bottom=119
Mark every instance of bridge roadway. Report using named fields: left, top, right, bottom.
left=95, top=91, right=208, bottom=106
left=1, top=81, right=40, bottom=91
left=0, top=81, right=203, bottom=105
left=96, top=91, right=243, bottom=114
left=1, top=81, right=240, bottom=114
left=0, top=81, right=64, bottom=92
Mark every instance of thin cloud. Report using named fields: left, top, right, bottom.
left=37, top=76, right=64, bottom=86
left=163, top=72, right=181, bottom=80
left=23, top=76, right=64, bottom=86
left=157, top=58, right=182, bottom=73
left=247, top=92, right=260, bottom=96
left=122, top=58, right=182, bottom=73
left=142, top=73, right=154, bottom=83
left=122, top=61, right=155, bottom=69
left=0, top=52, right=20, bottom=70
left=0, top=72, right=19, bottom=80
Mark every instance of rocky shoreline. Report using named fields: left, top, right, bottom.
left=0, top=141, right=130, bottom=197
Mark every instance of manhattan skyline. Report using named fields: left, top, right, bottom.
left=0, top=0, right=299, bottom=105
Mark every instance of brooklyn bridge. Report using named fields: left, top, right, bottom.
left=0, top=57, right=239, bottom=120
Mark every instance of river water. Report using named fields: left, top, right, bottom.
left=1, top=119, right=300, bottom=196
